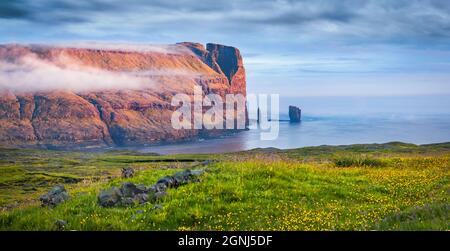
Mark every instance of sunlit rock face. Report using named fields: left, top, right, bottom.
left=0, top=42, right=247, bottom=148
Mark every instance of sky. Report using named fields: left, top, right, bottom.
left=1, top=0, right=450, bottom=97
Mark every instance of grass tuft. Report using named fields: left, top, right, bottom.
left=334, top=156, right=385, bottom=167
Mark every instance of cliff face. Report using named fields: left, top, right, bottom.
left=0, top=42, right=247, bottom=148
left=178, top=42, right=246, bottom=96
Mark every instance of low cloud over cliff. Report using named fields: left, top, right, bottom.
left=0, top=43, right=201, bottom=93
left=0, top=55, right=151, bottom=92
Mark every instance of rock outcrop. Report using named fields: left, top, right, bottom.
left=0, top=42, right=247, bottom=148
left=289, top=106, right=301, bottom=123
left=39, top=185, right=70, bottom=207
left=98, top=168, right=207, bottom=207
left=121, top=167, right=135, bottom=178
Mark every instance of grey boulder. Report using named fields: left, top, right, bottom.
left=121, top=167, right=135, bottom=178
left=39, top=185, right=70, bottom=207
left=98, top=187, right=123, bottom=207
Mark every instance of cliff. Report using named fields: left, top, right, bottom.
left=0, top=42, right=247, bottom=148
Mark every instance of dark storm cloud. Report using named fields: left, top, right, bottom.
left=0, top=0, right=120, bottom=24
left=0, top=0, right=29, bottom=19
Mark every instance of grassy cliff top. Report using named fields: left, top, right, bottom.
left=0, top=142, right=449, bottom=230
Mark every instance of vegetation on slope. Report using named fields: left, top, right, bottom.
left=0, top=142, right=448, bottom=230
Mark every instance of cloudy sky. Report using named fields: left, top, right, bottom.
left=1, top=0, right=450, bottom=97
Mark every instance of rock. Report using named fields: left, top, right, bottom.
left=121, top=167, right=135, bottom=178
left=154, top=183, right=167, bottom=192
left=54, top=219, right=67, bottom=230
left=173, top=170, right=192, bottom=185
left=156, top=176, right=176, bottom=188
left=190, top=168, right=207, bottom=177
left=134, top=193, right=149, bottom=204
left=121, top=182, right=148, bottom=196
left=120, top=182, right=137, bottom=197
left=98, top=187, right=123, bottom=207
left=121, top=197, right=135, bottom=206
left=39, top=185, right=70, bottom=207
left=98, top=182, right=152, bottom=207
left=98, top=167, right=207, bottom=207
left=173, top=169, right=205, bottom=184
left=135, top=184, right=149, bottom=193
left=289, top=106, right=301, bottom=123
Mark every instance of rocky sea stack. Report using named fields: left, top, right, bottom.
left=289, top=106, right=301, bottom=123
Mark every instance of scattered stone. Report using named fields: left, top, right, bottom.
left=190, top=168, right=207, bottom=177
left=121, top=197, right=135, bottom=206
left=154, top=183, right=167, bottom=192
left=98, top=182, right=151, bottom=207
left=134, top=193, right=150, bottom=204
left=289, top=105, right=301, bottom=123
left=157, top=176, right=176, bottom=188
left=120, top=182, right=138, bottom=197
left=172, top=169, right=197, bottom=185
left=151, top=191, right=167, bottom=201
left=98, top=168, right=208, bottom=207
left=135, top=184, right=149, bottom=193
left=54, top=219, right=67, bottom=230
left=136, top=210, right=144, bottom=214
left=39, top=185, right=69, bottom=207
left=98, top=187, right=123, bottom=207
left=121, top=167, right=135, bottom=178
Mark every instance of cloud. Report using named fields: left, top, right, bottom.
left=0, top=44, right=199, bottom=92
left=0, top=0, right=117, bottom=24
left=50, top=41, right=194, bottom=55
left=2, top=0, right=450, bottom=46
left=1, top=0, right=450, bottom=98
left=2, top=0, right=450, bottom=40
left=0, top=0, right=29, bottom=19
left=0, top=55, right=150, bottom=92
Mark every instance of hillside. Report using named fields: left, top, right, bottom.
left=0, top=42, right=246, bottom=148
left=0, top=142, right=448, bottom=230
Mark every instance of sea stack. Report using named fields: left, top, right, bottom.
left=289, top=106, right=301, bottom=123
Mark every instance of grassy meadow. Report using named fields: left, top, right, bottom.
left=0, top=142, right=449, bottom=230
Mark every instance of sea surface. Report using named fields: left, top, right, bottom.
left=132, top=96, right=450, bottom=154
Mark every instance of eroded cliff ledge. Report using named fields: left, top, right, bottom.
left=0, top=42, right=247, bottom=148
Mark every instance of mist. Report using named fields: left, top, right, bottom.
left=0, top=49, right=200, bottom=93
left=0, top=55, right=153, bottom=92
left=50, top=42, right=194, bottom=55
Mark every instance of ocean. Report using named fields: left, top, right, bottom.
left=134, top=95, right=450, bottom=154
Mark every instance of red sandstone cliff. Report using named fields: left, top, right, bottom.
left=0, top=42, right=247, bottom=148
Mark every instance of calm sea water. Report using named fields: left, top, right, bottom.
left=134, top=96, right=450, bottom=154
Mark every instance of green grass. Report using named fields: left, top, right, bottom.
left=333, top=156, right=385, bottom=167
left=0, top=142, right=449, bottom=230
